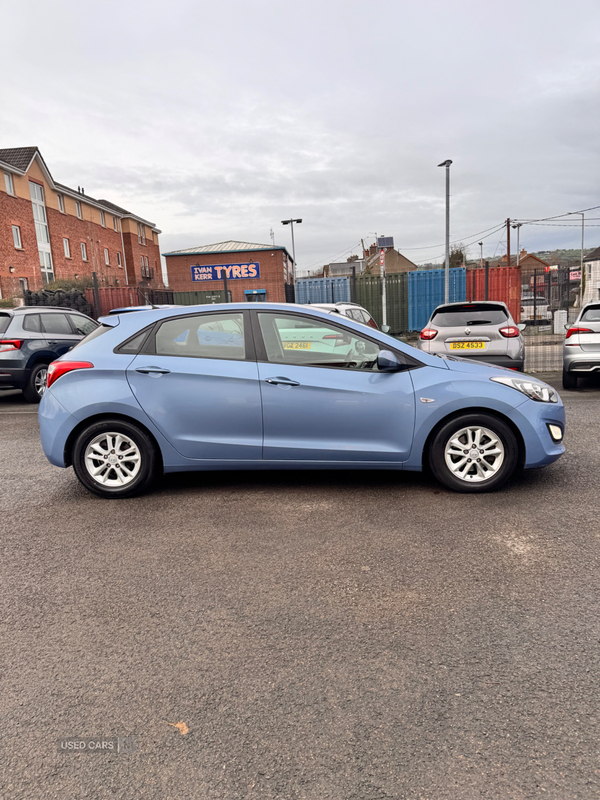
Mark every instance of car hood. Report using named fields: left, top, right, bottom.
left=438, top=354, right=517, bottom=375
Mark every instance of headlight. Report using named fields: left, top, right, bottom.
left=490, top=375, right=558, bottom=403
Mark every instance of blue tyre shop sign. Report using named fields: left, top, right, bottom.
left=191, top=263, right=260, bottom=282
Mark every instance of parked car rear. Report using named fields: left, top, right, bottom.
left=562, top=302, right=600, bottom=388
left=416, top=301, right=525, bottom=371
left=0, top=307, right=98, bottom=402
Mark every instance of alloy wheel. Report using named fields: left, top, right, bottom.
left=35, top=367, right=48, bottom=397
left=84, top=432, right=142, bottom=487
left=444, top=425, right=505, bottom=483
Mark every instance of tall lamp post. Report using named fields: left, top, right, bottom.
left=281, top=218, right=302, bottom=281
left=512, top=223, right=523, bottom=265
left=478, top=242, right=483, bottom=267
left=438, top=160, right=453, bottom=303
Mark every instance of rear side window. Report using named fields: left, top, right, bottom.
left=431, top=304, right=508, bottom=327
left=40, top=313, right=72, bottom=335
left=23, top=314, right=42, bottom=332
left=115, top=325, right=154, bottom=355
left=0, top=314, right=11, bottom=335
left=581, top=305, right=600, bottom=322
left=153, top=313, right=246, bottom=360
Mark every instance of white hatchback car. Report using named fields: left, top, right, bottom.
left=303, top=302, right=390, bottom=333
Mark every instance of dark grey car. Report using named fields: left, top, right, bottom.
left=0, top=307, right=98, bottom=402
left=416, top=301, right=525, bottom=371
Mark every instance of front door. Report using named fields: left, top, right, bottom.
left=254, top=311, right=416, bottom=463
left=127, top=311, right=263, bottom=460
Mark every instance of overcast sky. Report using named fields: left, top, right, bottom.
left=3, top=0, right=600, bottom=273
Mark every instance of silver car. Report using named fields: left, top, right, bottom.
left=303, top=302, right=390, bottom=333
left=417, top=301, right=525, bottom=371
left=562, top=302, right=600, bottom=389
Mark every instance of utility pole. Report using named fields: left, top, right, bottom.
left=506, top=218, right=511, bottom=267
left=512, top=223, right=522, bottom=266
left=281, top=218, right=302, bottom=281
left=479, top=242, right=483, bottom=267
left=438, top=160, right=452, bottom=303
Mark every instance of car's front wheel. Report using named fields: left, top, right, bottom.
left=72, top=420, right=158, bottom=498
left=429, top=413, right=519, bottom=493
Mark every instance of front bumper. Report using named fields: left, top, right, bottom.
left=506, top=398, right=566, bottom=468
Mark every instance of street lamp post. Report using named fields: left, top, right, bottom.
left=438, top=160, right=453, bottom=303
left=512, top=223, right=523, bottom=265
left=478, top=242, right=483, bottom=267
left=281, top=218, right=302, bottom=282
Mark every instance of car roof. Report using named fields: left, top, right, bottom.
left=432, top=301, right=509, bottom=312
left=11, top=306, right=88, bottom=314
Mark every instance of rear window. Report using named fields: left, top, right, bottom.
left=0, top=314, right=12, bottom=335
left=431, top=304, right=508, bottom=327
left=581, top=305, right=600, bottom=322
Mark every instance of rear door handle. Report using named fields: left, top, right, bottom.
left=265, top=376, right=300, bottom=386
left=135, top=366, right=171, bottom=375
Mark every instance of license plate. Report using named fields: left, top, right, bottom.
left=283, top=342, right=311, bottom=349
left=450, top=342, right=485, bottom=350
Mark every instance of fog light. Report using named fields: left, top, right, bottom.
left=547, top=424, right=563, bottom=443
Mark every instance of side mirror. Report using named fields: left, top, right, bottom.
left=564, top=323, right=569, bottom=330
left=381, top=324, right=391, bottom=334
left=517, top=323, right=526, bottom=331
left=377, top=350, right=403, bottom=371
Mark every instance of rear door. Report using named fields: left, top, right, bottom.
left=126, top=310, right=263, bottom=460
left=39, top=312, right=81, bottom=357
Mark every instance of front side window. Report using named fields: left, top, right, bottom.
left=258, top=313, right=384, bottom=370
left=4, top=172, right=15, bottom=195
left=67, top=314, right=98, bottom=336
left=154, top=313, right=245, bottom=360
left=12, top=225, right=22, bottom=248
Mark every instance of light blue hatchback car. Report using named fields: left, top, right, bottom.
left=38, top=303, right=565, bottom=498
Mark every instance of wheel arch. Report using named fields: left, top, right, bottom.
left=422, top=407, right=526, bottom=472
left=63, top=412, right=164, bottom=472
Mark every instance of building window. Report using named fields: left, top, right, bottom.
left=63, top=238, right=71, bottom=258
left=12, top=225, right=22, bottom=249
left=81, top=242, right=88, bottom=261
left=39, top=250, right=54, bottom=283
left=104, top=248, right=110, bottom=265
left=57, top=193, right=65, bottom=213
left=100, top=210, right=106, bottom=227
left=76, top=200, right=82, bottom=219
left=19, top=278, right=28, bottom=292
left=116, top=251, right=122, bottom=267
left=113, top=216, right=118, bottom=231
left=4, top=172, right=15, bottom=195
left=137, top=223, right=146, bottom=245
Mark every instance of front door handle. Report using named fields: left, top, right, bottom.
left=265, top=376, right=300, bottom=386
left=135, top=366, right=171, bottom=375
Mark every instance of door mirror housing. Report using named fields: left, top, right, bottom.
left=517, top=323, right=526, bottom=331
left=381, top=324, right=391, bottom=334
left=377, top=350, right=403, bottom=371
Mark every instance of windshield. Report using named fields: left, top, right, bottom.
left=431, top=305, right=508, bottom=327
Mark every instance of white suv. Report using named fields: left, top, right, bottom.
left=303, top=302, right=390, bottom=333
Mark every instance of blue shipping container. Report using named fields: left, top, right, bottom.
left=408, top=268, right=466, bottom=331
left=295, top=277, right=351, bottom=305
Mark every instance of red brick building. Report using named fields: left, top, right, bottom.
left=163, top=241, right=295, bottom=302
left=0, top=147, right=162, bottom=298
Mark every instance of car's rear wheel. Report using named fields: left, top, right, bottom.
left=72, top=420, right=157, bottom=498
left=562, top=369, right=578, bottom=390
left=429, top=413, right=519, bottom=493
left=22, top=363, right=49, bottom=403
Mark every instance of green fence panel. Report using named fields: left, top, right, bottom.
left=173, top=290, right=232, bottom=306
left=350, top=274, right=408, bottom=335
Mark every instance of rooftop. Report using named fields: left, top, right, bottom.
left=163, top=241, right=293, bottom=260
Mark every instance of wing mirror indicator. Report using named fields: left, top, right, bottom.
left=381, top=324, right=391, bottom=334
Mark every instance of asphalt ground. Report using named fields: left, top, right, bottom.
left=1, top=373, right=600, bottom=800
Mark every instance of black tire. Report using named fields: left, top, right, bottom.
left=562, top=369, right=578, bottom=390
left=22, top=363, right=49, bottom=403
left=428, top=413, right=519, bottom=493
left=72, top=419, right=158, bottom=499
